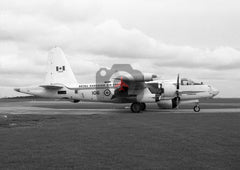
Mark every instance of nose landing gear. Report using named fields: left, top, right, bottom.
left=193, top=105, right=200, bottom=112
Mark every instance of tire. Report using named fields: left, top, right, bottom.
left=131, top=103, right=141, bottom=113
left=193, top=105, right=200, bottom=112
left=140, top=103, right=146, bottom=111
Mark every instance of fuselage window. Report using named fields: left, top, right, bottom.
left=75, top=90, right=78, bottom=94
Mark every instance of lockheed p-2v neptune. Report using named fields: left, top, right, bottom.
left=15, top=47, right=219, bottom=113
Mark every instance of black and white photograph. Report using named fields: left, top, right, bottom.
left=0, top=0, right=240, bottom=169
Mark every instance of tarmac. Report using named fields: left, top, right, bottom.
left=1, top=100, right=240, bottom=115
left=0, top=99, right=240, bottom=169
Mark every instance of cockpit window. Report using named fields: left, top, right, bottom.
left=181, top=78, right=203, bottom=85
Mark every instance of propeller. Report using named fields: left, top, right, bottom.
left=176, top=74, right=180, bottom=107
left=177, top=74, right=180, bottom=90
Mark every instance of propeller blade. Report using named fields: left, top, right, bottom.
left=177, top=74, right=180, bottom=90
left=176, top=74, right=180, bottom=108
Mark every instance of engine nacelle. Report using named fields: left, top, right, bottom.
left=142, top=73, right=158, bottom=82
left=119, top=73, right=157, bottom=82
left=161, top=84, right=176, bottom=97
left=137, top=88, right=156, bottom=103
left=157, top=99, right=178, bottom=109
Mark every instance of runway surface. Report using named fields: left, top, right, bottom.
left=1, top=100, right=240, bottom=115
left=0, top=99, right=240, bottom=169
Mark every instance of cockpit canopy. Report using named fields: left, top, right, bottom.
left=181, top=78, right=203, bottom=85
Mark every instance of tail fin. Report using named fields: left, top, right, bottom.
left=44, top=47, right=78, bottom=87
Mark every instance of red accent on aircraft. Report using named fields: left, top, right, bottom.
left=114, top=76, right=129, bottom=91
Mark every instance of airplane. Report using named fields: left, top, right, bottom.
left=14, top=47, right=219, bottom=113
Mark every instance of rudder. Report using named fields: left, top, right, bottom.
left=44, top=47, right=78, bottom=87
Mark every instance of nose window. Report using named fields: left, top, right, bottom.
left=181, top=78, right=204, bottom=86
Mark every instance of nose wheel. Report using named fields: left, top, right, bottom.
left=193, top=105, right=200, bottom=112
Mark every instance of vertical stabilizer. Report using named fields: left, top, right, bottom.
left=44, top=47, right=78, bottom=87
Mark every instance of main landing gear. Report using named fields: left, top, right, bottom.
left=131, top=102, right=146, bottom=113
left=130, top=102, right=200, bottom=113
left=193, top=105, right=200, bottom=112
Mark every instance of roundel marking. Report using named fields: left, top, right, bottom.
left=104, top=89, right=111, bottom=96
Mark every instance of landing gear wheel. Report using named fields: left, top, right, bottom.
left=193, top=105, right=200, bottom=112
left=140, top=103, right=146, bottom=111
left=131, top=102, right=141, bottom=113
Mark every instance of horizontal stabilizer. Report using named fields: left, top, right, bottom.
left=40, top=85, right=63, bottom=89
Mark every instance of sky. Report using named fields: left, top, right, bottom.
left=0, top=0, right=240, bottom=98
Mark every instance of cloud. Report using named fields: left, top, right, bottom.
left=1, top=6, right=240, bottom=72
left=0, top=42, right=46, bottom=75
left=75, top=20, right=240, bottom=71
left=0, top=0, right=240, bottom=98
left=0, top=0, right=100, bottom=22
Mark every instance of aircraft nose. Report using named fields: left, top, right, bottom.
left=14, top=88, right=20, bottom=92
left=212, top=87, right=219, bottom=97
